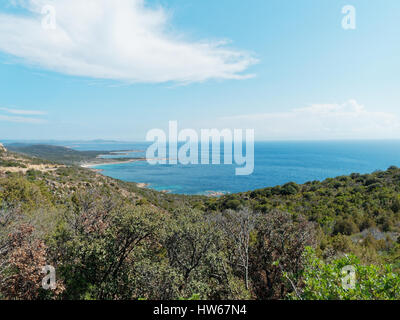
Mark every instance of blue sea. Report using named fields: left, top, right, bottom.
left=69, top=141, right=400, bottom=195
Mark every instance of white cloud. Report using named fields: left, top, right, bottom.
left=0, top=0, right=257, bottom=83
left=220, top=100, right=400, bottom=140
left=0, top=106, right=46, bottom=123
left=0, top=114, right=45, bottom=124
left=0, top=107, right=46, bottom=115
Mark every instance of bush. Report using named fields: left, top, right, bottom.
left=292, top=247, right=400, bottom=300
left=334, top=219, right=359, bottom=236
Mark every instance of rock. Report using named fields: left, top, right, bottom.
left=0, top=143, right=6, bottom=153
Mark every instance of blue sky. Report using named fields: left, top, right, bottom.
left=0, top=0, right=399, bottom=141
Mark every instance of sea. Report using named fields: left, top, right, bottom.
left=63, top=140, right=400, bottom=195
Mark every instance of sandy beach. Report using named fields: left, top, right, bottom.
left=136, top=182, right=150, bottom=188
left=80, top=158, right=146, bottom=168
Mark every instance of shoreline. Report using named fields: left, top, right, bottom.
left=80, top=157, right=227, bottom=197
left=136, top=182, right=150, bottom=188
left=80, top=158, right=146, bottom=168
left=81, top=157, right=171, bottom=168
left=108, top=150, right=144, bottom=155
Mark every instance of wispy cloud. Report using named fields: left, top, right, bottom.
left=0, top=0, right=257, bottom=83
left=220, top=100, right=400, bottom=140
left=0, top=106, right=46, bottom=124
left=0, top=114, right=45, bottom=124
left=0, top=107, right=46, bottom=115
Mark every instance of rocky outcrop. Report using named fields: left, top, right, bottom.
left=0, top=143, right=7, bottom=153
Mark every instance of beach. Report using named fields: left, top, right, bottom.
left=80, top=158, right=146, bottom=168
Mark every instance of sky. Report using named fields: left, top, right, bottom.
left=0, top=0, right=399, bottom=141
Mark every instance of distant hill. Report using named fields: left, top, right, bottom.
left=5, top=144, right=108, bottom=164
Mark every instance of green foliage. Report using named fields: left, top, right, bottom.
left=333, top=219, right=359, bottom=235
left=210, top=169, right=400, bottom=236
left=0, top=159, right=27, bottom=168
left=0, top=176, right=54, bottom=211
left=1, top=150, right=400, bottom=301
left=208, top=168, right=400, bottom=266
left=5, top=144, right=108, bottom=165
left=293, top=247, right=400, bottom=300
left=250, top=211, right=315, bottom=299
left=163, top=209, right=238, bottom=299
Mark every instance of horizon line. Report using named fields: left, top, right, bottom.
left=3, top=138, right=400, bottom=144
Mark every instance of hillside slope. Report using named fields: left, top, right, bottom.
left=0, top=149, right=399, bottom=300
left=5, top=144, right=143, bottom=166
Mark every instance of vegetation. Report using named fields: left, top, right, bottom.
left=5, top=144, right=142, bottom=165
left=0, top=149, right=399, bottom=300
left=291, top=247, right=400, bottom=300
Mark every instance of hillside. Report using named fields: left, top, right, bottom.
left=5, top=144, right=143, bottom=166
left=207, top=168, right=400, bottom=241
left=0, top=149, right=399, bottom=300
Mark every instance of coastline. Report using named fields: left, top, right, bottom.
left=108, top=150, right=144, bottom=155
left=80, top=160, right=227, bottom=197
left=136, top=182, right=150, bottom=188
left=80, top=156, right=171, bottom=169
left=80, top=158, right=146, bottom=168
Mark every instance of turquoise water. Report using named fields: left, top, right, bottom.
left=72, top=141, right=400, bottom=195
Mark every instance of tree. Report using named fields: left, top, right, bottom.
left=53, top=189, right=165, bottom=300
left=250, top=210, right=315, bottom=299
left=0, top=224, right=64, bottom=299
left=163, top=209, right=224, bottom=299
left=217, top=207, right=257, bottom=290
